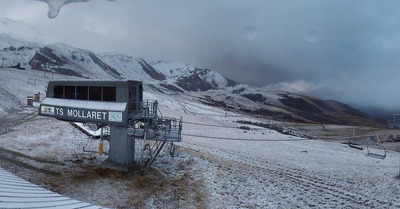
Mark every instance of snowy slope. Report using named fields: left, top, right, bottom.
left=0, top=68, right=399, bottom=208
left=0, top=33, right=381, bottom=126
left=98, top=53, right=155, bottom=82
left=0, top=33, right=236, bottom=90
left=28, top=42, right=122, bottom=79
left=0, top=34, right=41, bottom=68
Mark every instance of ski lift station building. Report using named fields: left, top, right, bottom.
left=39, top=80, right=182, bottom=171
left=39, top=80, right=143, bottom=125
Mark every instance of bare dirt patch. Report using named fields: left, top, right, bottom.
left=0, top=142, right=208, bottom=208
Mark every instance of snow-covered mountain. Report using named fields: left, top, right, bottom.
left=0, top=33, right=382, bottom=126
left=0, top=34, right=40, bottom=68
left=2, top=33, right=238, bottom=91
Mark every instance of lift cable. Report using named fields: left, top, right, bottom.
left=174, top=98, right=242, bottom=117
left=181, top=133, right=314, bottom=142
left=182, top=121, right=269, bottom=130
left=182, top=121, right=381, bottom=141
left=318, top=133, right=381, bottom=140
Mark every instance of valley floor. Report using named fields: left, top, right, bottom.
left=1, top=68, right=400, bottom=208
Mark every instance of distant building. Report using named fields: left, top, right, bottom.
left=388, top=114, right=400, bottom=129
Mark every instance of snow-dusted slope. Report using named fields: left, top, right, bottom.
left=0, top=34, right=41, bottom=68
left=99, top=53, right=238, bottom=90
left=98, top=53, right=155, bottom=82
left=0, top=67, right=399, bottom=208
left=28, top=42, right=123, bottom=79
left=0, top=32, right=236, bottom=90
left=150, top=60, right=238, bottom=89
left=0, top=33, right=381, bottom=126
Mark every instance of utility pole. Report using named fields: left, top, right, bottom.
left=225, top=104, right=227, bottom=117
left=43, top=63, right=48, bottom=77
left=1, top=58, right=5, bottom=69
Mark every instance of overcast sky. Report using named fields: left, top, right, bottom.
left=1, top=0, right=400, bottom=114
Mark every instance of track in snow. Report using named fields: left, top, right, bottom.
left=179, top=143, right=400, bottom=208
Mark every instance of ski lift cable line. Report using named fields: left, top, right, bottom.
left=182, top=133, right=315, bottom=142
left=182, top=122, right=380, bottom=139
left=182, top=121, right=268, bottom=130
left=319, top=133, right=383, bottom=140
left=174, top=98, right=242, bottom=117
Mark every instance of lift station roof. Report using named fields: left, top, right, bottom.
left=39, top=80, right=143, bottom=125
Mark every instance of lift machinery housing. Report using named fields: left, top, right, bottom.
left=39, top=80, right=183, bottom=172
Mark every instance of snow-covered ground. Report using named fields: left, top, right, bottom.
left=154, top=92, right=400, bottom=208
left=1, top=68, right=400, bottom=208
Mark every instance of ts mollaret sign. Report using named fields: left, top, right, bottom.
left=40, top=105, right=123, bottom=123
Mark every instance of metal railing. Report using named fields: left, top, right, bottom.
left=129, top=100, right=158, bottom=117
left=127, top=99, right=182, bottom=142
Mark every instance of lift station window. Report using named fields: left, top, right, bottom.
left=89, top=87, right=102, bottom=101
left=76, top=86, right=88, bottom=100
left=54, top=85, right=64, bottom=98
left=53, top=84, right=118, bottom=102
left=103, top=87, right=116, bottom=101
left=65, top=86, right=75, bottom=99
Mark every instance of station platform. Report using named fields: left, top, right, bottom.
left=0, top=167, right=105, bottom=209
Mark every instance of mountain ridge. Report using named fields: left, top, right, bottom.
left=0, top=33, right=383, bottom=126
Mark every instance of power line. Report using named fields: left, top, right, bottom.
left=183, top=121, right=236, bottom=128
left=318, top=133, right=379, bottom=140
left=175, top=98, right=242, bottom=117
left=183, top=121, right=269, bottom=130
left=182, top=121, right=380, bottom=141
left=181, top=133, right=314, bottom=142
left=175, top=98, right=383, bottom=140
left=182, top=121, right=278, bottom=131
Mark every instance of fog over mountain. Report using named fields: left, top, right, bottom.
left=0, top=0, right=400, bottom=117
left=0, top=32, right=383, bottom=126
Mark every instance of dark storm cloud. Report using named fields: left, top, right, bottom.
left=1, top=0, right=400, bottom=112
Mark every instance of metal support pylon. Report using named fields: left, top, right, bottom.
left=140, top=140, right=166, bottom=175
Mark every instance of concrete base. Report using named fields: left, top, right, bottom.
left=102, top=161, right=130, bottom=172
left=108, top=125, right=135, bottom=165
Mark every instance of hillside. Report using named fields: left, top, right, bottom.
left=0, top=33, right=381, bottom=126
left=0, top=67, right=399, bottom=208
